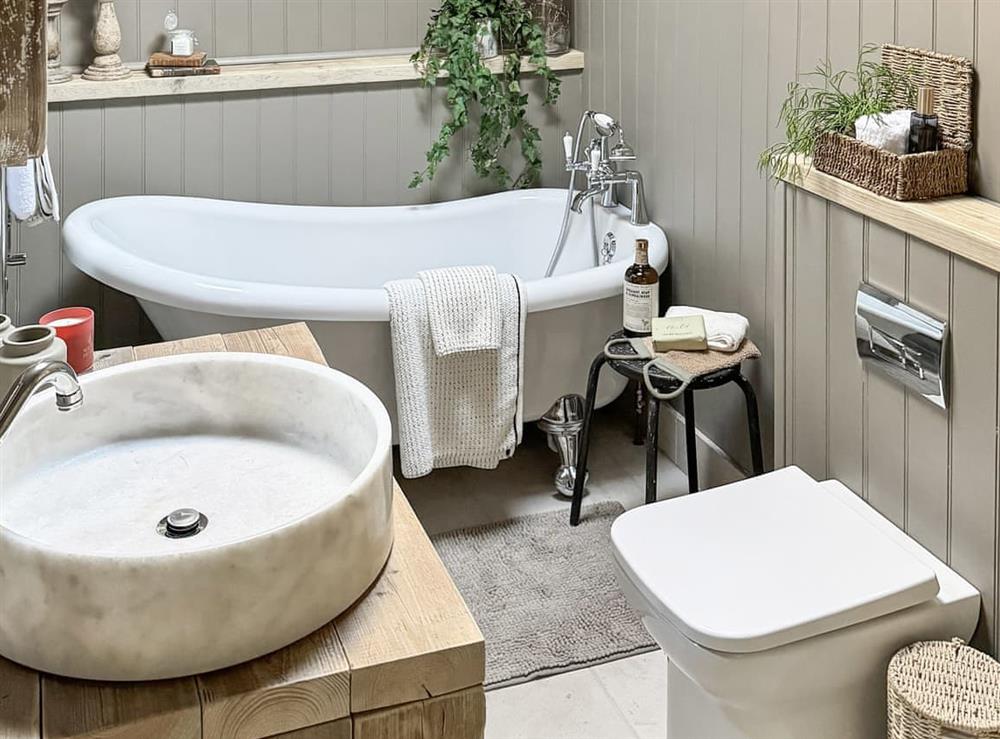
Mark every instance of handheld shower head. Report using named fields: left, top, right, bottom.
left=588, top=111, right=620, bottom=137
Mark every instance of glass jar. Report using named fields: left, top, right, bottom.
left=531, top=0, right=571, bottom=55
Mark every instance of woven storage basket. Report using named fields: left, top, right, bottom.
left=887, top=639, right=1000, bottom=739
left=812, top=44, right=974, bottom=200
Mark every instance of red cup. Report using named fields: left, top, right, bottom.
left=40, top=307, right=95, bottom=373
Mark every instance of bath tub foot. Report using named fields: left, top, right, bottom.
left=538, top=394, right=590, bottom=500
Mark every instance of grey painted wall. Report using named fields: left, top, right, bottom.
left=572, top=0, right=999, bottom=657
left=13, top=1, right=582, bottom=345
left=782, top=189, right=1000, bottom=658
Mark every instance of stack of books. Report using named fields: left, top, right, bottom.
left=146, top=52, right=221, bottom=78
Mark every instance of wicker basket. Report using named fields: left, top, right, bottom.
left=887, top=639, right=1000, bottom=739
left=812, top=44, right=974, bottom=201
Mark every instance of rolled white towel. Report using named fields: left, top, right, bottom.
left=854, top=109, right=913, bottom=155
left=665, top=306, right=749, bottom=352
left=5, top=158, right=38, bottom=222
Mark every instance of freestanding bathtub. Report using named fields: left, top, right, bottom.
left=64, top=188, right=668, bottom=426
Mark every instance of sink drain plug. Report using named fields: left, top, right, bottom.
left=156, top=508, right=208, bottom=539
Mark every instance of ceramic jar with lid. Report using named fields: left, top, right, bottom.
left=0, top=324, right=69, bottom=399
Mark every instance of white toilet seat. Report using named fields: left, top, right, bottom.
left=611, top=466, right=940, bottom=653
left=611, top=467, right=981, bottom=739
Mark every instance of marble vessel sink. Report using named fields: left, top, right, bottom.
left=0, top=353, right=393, bottom=681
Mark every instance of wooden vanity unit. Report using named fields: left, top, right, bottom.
left=0, top=323, right=486, bottom=739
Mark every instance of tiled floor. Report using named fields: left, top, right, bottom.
left=400, top=395, right=684, bottom=739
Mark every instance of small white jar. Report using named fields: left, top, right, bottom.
left=169, top=29, right=197, bottom=56
left=163, top=10, right=197, bottom=57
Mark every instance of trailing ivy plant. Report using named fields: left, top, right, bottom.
left=759, top=45, right=915, bottom=181
left=410, top=0, right=560, bottom=189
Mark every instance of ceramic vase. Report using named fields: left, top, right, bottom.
left=0, top=314, right=13, bottom=342
left=82, top=0, right=131, bottom=81
left=47, top=0, right=73, bottom=84
left=0, top=324, right=68, bottom=399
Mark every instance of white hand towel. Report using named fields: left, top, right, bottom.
left=5, top=158, right=38, bottom=221
left=386, top=272, right=526, bottom=479
left=665, top=306, right=749, bottom=352
left=417, top=265, right=501, bottom=355
left=4, top=150, right=59, bottom=226
left=854, top=109, right=913, bottom=155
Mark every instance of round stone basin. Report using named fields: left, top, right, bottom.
left=0, top=353, right=393, bottom=681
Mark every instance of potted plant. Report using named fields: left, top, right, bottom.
left=410, top=0, right=561, bottom=189
left=758, top=46, right=914, bottom=182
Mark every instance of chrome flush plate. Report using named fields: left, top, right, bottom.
left=855, top=283, right=949, bottom=409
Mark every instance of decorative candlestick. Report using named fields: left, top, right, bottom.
left=82, top=0, right=131, bottom=81
left=46, top=0, right=73, bottom=84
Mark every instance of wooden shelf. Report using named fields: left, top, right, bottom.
left=47, top=49, right=585, bottom=104
left=783, top=161, right=1000, bottom=274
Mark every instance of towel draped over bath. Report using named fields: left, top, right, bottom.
left=386, top=267, right=526, bottom=478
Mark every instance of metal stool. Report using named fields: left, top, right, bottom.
left=570, top=331, right=765, bottom=526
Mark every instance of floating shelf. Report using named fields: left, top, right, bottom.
left=783, top=161, right=1000, bottom=274
left=47, top=49, right=585, bottom=104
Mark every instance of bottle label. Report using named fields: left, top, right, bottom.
left=623, top=281, right=657, bottom=333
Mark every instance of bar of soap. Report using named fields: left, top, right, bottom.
left=652, top=315, right=708, bottom=351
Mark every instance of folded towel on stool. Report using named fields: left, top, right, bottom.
left=418, top=265, right=501, bottom=355
left=665, top=306, right=749, bottom=353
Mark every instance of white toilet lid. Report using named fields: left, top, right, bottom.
left=611, top=466, right=940, bottom=654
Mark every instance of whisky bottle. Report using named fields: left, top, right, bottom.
left=623, top=239, right=659, bottom=337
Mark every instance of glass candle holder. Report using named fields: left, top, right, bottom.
left=531, top=0, right=571, bottom=55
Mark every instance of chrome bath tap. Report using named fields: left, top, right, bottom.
left=0, top=360, right=83, bottom=442
left=563, top=112, right=649, bottom=226
left=544, top=110, right=652, bottom=278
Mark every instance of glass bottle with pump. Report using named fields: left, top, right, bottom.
left=908, top=86, right=940, bottom=154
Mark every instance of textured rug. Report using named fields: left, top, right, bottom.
left=431, top=502, right=657, bottom=689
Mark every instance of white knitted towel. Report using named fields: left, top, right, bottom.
left=665, top=306, right=749, bottom=352
left=386, top=272, right=525, bottom=479
left=418, top=265, right=501, bottom=355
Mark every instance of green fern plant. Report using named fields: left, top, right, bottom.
left=410, top=0, right=561, bottom=189
left=759, top=45, right=915, bottom=181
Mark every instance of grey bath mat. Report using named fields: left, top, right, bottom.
left=431, top=502, right=657, bottom=689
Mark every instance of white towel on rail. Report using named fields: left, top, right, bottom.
left=386, top=270, right=526, bottom=479
left=4, top=149, right=59, bottom=225
left=417, top=265, right=501, bottom=355
left=5, top=158, right=37, bottom=221
left=665, top=306, right=749, bottom=352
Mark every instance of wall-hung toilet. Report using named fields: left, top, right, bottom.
left=611, top=466, right=981, bottom=739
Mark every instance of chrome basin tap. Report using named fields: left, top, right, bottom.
left=0, top=360, right=83, bottom=442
